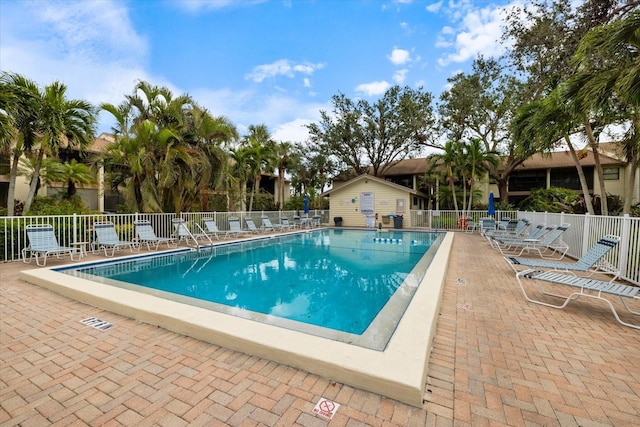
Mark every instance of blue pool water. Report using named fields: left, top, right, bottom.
left=62, top=229, right=441, bottom=339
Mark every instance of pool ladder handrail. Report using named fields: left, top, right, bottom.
left=179, top=223, right=214, bottom=251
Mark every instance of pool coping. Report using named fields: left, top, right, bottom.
left=19, top=230, right=454, bottom=407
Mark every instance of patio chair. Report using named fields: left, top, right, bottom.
left=489, top=223, right=548, bottom=249
left=479, top=217, right=496, bottom=237
left=227, top=217, right=246, bottom=238
left=495, top=224, right=571, bottom=259
left=93, top=221, right=138, bottom=257
left=22, top=224, right=77, bottom=266
left=504, top=235, right=621, bottom=278
left=202, top=218, right=222, bottom=240
left=514, top=269, right=639, bottom=329
left=465, top=217, right=478, bottom=233
left=280, top=217, right=293, bottom=230
left=244, top=218, right=264, bottom=234
left=172, top=218, right=209, bottom=245
left=310, top=216, right=321, bottom=227
left=485, top=218, right=530, bottom=240
left=261, top=216, right=284, bottom=231
left=134, top=220, right=175, bottom=250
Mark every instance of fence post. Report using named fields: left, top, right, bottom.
left=73, top=213, right=77, bottom=244
left=582, top=213, right=592, bottom=255
left=618, top=214, right=630, bottom=280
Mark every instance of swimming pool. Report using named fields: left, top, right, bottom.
left=61, top=229, right=439, bottom=349
left=21, top=228, right=454, bottom=406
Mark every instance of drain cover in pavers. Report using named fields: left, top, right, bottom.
left=312, top=397, right=340, bottom=419
left=80, top=317, right=115, bottom=331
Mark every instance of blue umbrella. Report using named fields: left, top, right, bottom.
left=488, top=192, right=495, bottom=216
left=303, top=194, right=310, bottom=214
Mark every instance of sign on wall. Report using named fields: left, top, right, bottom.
left=360, top=192, right=374, bottom=214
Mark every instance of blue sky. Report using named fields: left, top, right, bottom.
left=1, top=0, right=518, bottom=145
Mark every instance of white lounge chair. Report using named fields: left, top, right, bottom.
left=505, top=235, right=621, bottom=278
left=134, top=220, right=175, bottom=250
left=261, top=216, right=285, bottom=231
left=22, top=224, right=77, bottom=266
left=172, top=218, right=209, bottom=245
left=202, top=218, right=222, bottom=240
left=515, top=269, right=639, bottom=329
left=280, top=218, right=293, bottom=230
left=227, top=218, right=246, bottom=238
left=244, top=218, right=263, bottom=234
left=93, top=221, right=138, bottom=256
left=496, top=224, right=570, bottom=259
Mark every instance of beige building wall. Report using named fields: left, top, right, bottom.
left=329, top=178, right=410, bottom=228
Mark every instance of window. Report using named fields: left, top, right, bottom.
left=603, top=168, right=619, bottom=180
left=550, top=167, right=593, bottom=190
left=509, top=170, right=546, bottom=191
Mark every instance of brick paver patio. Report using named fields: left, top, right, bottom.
left=1, top=232, right=639, bottom=426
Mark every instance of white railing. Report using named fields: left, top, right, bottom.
left=0, top=209, right=328, bottom=262
left=2, top=209, right=638, bottom=285
left=409, top=210, right=639, bottom=285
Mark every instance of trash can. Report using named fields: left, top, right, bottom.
left=334, top=216, right=343, bottom=227
left=393, top=215, right=403, bottom=229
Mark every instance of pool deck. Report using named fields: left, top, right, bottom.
left=2, top=232, right=639, bottom=426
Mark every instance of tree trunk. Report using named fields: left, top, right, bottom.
left=623, top=152, right=637, bottom=214
left=6, top=150, right=21, bottom=216
left=23, top=147, right=44, bottom=213
left=496, top=178, right=508, bottom=203
left=584, top=121, right=608, bottom=214
left=564, top=135, right=594, bottom=215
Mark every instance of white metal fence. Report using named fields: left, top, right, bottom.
left=409, top=210, right=639, bottom=285
left=2, top=209, right=638, bottom=285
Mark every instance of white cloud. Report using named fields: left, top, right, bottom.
left=171, top=0, right=268, bottom=13
left=355, top=81, right=391, bottom=97
left=426, top=1, right=443, bottom=13
left=192, top=87, right=326, bottom=143
left=245, top=60, right=325, bottom=83
left=436, top=1, right=516, bottom=66
left=393, top=69, right=409, bottom=84
left=388, top=48, right=411, bottom=65
left=303, top=78, right=311, bottom=88
left=0, top=1, right=151, bottom=131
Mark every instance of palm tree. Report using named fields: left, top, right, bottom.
left=512, top=87, right=597, bottom=215
left=463, top=139, right=499, bottom=212
left=22, top=81, right=96, bottom=213
left=1, top=73, right=41, bottom=215
left=430, top=140, right=464, bottom=214
left=273, top=141, right=293, bottom=209
left=566, top=11, right=640, bottom=214
left=34, top=158, right=96, bottom=199
left=101, top=81, right=226, bottom=213
left=184, top=108, right=237, bottom=210
left=242, top=125, right=276, bottom=212
left=229, top=146, right=252, bottom=211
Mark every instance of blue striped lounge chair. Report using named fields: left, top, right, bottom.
left=505, top=235, right=620, bottom=278
left=93, top=221, right=138, bottom=257
left=244, top=218, right=263, bottom=234
left=514, top=269, right=639, bottom=329
left=172, top=218, right=209, bottom=245
left=22, top=224, right=77, bottom=266
left=227, top=217, right=246, bottom=238
left=202, top=218, right=222, bottom=240
left=496, top=224, right=570, bottom=259
left=134, top=220, right=175, bottom=250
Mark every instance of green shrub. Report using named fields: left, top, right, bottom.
left=519, top=188, right=579, bottom=213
